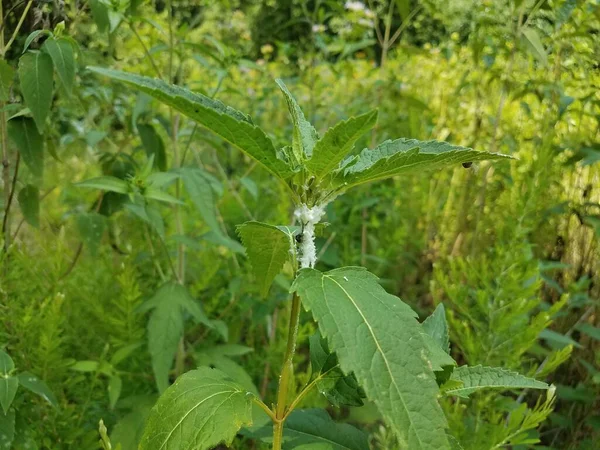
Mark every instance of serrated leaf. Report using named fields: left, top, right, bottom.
left=276, top=78, right=318, bottom=163
left=0, top=375, right=18, bottom=415
left=7, top=117, right=44, bottom=178
left=42, top=38, right=75, bottom=95
left=422, top=304, right=450, bottom=354
left=138, top=123, right=167, bottom=171
left=75, top=212, right=107, bottom=256
left=237, top=221, right=293, bottom=298
left=443, top=365, right=549, bottom=398
left=306, top=110, right=378, bottom=179
left=139, top=367, right=253, bottom=450
left=179, top=167, right=221, bottom=235
left=75, top=176, right=129, bottom=194
left=0, top=60, right=14, bottom=101
left=522, top=28, right=548, bottom=66
left=18, top=185, right=40, bottom=228
left=18, top=51, right=54, bottom=132
left=17, top=372, right=58, bottom=408
left=292, top=267, right=449, bottom=450
left=309, top=333, right=365, bottom=407
left=87, top=67, right=294, bottom=181
left=421, top=333, right=455, bottom=372
left=0, top=409, right=15, bottom=450
left=335, top=139, right=512, bottom=189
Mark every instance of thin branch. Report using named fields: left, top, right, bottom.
left=3, top=0, right=33, bottom=55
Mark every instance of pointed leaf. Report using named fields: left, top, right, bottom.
left=179, top=167, right=221, bottom=235
left=139, top=367, right=253, bottom=450
left=522, top=28, right=548, bottom=66
left=0, top=409, right=15, bottom=450
left=276, top=78, right=318, bottom=162
left=42, top=38, right=75, bottom=95
left=336, top=139, right=512, bottom=189
left=144, top=187, right=184, bottom=205
left=108, top=375, right=122, bottom=409
left=87, top=67, right=294, bottom=180
left=0, top=351, right=14, bottom=376
left=306, top=110, right=378, bottom=179
left=75, top=176, right=129, bottom=194
left=292, top=267, right=449, bottom=450
left=18, top=185, right=40, bottom=228
left=75, top=212, right=107, bottom=256
left=138, top=123, right=167, bottom=171
left=0, top=60, right=14, bottom=102
left=237, top=221, right=293, bottom=298
left=17, top=372, right=58, bottom=408
left=22, top=30, right=51, bottom=53
left=18, top=51, right=54, bottom=132
left=422, top=304, right=450, bottom=354
left=443, top=365, right=549, bottom=398
left=194, top=350, right=258, bottom=395
left=0, top=375, right=18, bottom=415
left=7, top=117, right=44, bottom=178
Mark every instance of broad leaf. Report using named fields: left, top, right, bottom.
left=7, top=117, right=44, bottom=178
left=309, top=333, right=365, bottom=407
left=87, top=67, right=294, bottom=181
left=75, top=212, right=107, bottom=256
left=125, top=202, right=165, bottom=238
left=422, top=304, right=450, bottom=354
left=179, top=167, right=221, bottom=235
left=276, top=78, right=318, bottom=163
left=237, top=221, right=293, bottom=297
left=0, top=409, right=15, bottom=450
left=17, top=372, right=58, bottom=408
left=0, top=351, right=14, bottom=375
left=335, top=139, right=511, bottom=189
left=306, top=110, right=378, bottom=179
left=42, top=38, right=75, bottom=95
left=0, top=375, right=18, bottom=415
left=75, top=176, right=129, bottom=194
left=443, top=365, right=549, bottom=398
left=138, top=123, right=167, bottom=171
left=18, top=185, right=40, bottom=228
left=0, top=60, right=14, bottom=102
left=18, top=51, right=54, bottom=132
left=292, top=267, right=449, bottom=450
left=522, top=28, right=548, bottom=66
left=195, top=348, right=258, bottom=395
left=139, top=367, right=253, bottom=450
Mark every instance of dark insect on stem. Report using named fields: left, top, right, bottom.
left=295, top=233, right=303, bottom=244
left=462, top=162, right=473, bottom=168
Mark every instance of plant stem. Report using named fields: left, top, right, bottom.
left=0, top=1, right=9, bottom=251
left=272, top=291, right=302, bottom=450
left=2, top=0, right=33, bottom=56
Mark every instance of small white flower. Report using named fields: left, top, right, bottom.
left=294, top=204, right=327, bottom=269
left=345, top=1, right=365, bottom=12
left=312, top=24, right=326, bottom=33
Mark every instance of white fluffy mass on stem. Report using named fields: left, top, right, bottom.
left=294, top=203, right=326, bottom=269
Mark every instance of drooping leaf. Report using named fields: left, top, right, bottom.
left=0, top=60, right=14, bottom=101
left=237, top=221, right=293, bottom=297
left=0, top=375, right=18, bottom=415
left=138, top=123, right=167, bottom=171
left=87, top=67, right=294, bottom=181
left=522, top=28, right=548, bottom=66
left=0, top=409, right=15, bottom=450
left=18, top=51, right=54, bottom=132
left=306, top=110, right=378, bottom=180
left=309, top=333, right=366, bottom=407
left=75, top=176, right=129, bottom=194
left=422, top=304, right=450, bottom=354
left=276, top=78, right=318, bottom=163
left=335, top=139, right=511, bottom=189
left=292, top=267, right=449, bottom=450
left=17, top=185, right=40, bottom=228
left=179, top=167, right=221, bottom=235
left=42, top=38, right=75, bottom=95
left=75, top=212, right=107, bottom=256
left=7, top=117, right=44, bottom=178
left=139, top=367, right=254, bottom=450
left=442, top=365, right=549, bottom=398
left=17, top=372, right=58, bottom=408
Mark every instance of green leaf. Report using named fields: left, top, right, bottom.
left=195, top=349, right=259, bottom=395
left=275, top=78, right=318, bottom=163
left=443, top=365, right=549, bottom=398
left=0, top=60, right=14, bottom=102
left=306, top=110, right=378, bottom=179
left=237, top=221, right=293, bottom=298
left=108, top=375, right=122, bottom=409
left=0, top=351, right=14, bottom=375
left=139, top=367, right=253, bottom=450
left=75, top=176, right=129, bottom=194
left=335, top=139, right=512, bottom=189
left=18, top=185, right=40, bottom=228
left=89, top=0, right=110, bottom=33
left=421, top=333, right=456, bottom=372
left=22, top=30, right=51, bottom=53
left=539, top=329, right=583, bottom=349
left=576, top=323, right=600, bottom=341
left=309, top=333, right=366, bottom=407
left=522, top=28, right=548, bottom=66
left=0, top=409, right=15, bottom=450
left=179, top=167, right=221, bottom=235
left=138, top=123, right=167, bottom=171
left=17, top=372, right=58, bottom=408
left=18, top=51, right=54, bottom=133
left=7, top=117, right=44, bottom=178
left=292, top=267, right=449, bottom=450
left=144, top=187, right=184, bottom=205
left=0, top=375, right=18, bottom=415
left=70, top=360, right=99, bottom=372
left=41, top=38, right=75, bottom=95
left=75, top=212, right=107, bottom=256
left=87, top=67, right=294, bottom=181
left=422, top=304, right=450, bottom=354
left=125, top=202, right=165, bottom=238
left=395, top=0, right=411, bottom=20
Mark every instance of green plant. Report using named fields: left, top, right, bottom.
left=81, top=66, right=555, bottom=450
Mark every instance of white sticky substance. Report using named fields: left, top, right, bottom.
left=294, top=203, right=326, bottom=269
